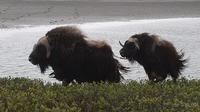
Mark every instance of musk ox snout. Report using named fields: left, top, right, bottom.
left=29, top=53, right=36, bottom=65
left=29, top=44, right=48, bottom=65
left=119, top=49, right=126, bottom=57
left=29, top=36, right=51, bottom=65
left=119, top=41, right=139, bottom=60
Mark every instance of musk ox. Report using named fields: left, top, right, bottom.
left=29, top=26, right=128, bottom=85
left=119, top=33, right=187, bottom=82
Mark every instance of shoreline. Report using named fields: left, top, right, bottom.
left=0, top=1, right=200, bottom=28
left=1, top=17, right=199, bottom=29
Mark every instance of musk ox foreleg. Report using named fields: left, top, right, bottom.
left=143, top=66, right=157, bottom=82
left=51, top=67, right=75, bottom=85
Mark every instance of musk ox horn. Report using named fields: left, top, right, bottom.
left=119, top=41, right=124, bottom=47
left=134, top=42, right=140, bottom=50
left=38, top=36, right=51, bottom=58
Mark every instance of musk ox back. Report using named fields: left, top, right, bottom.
left=119, top=33, right=187, bottom=82
left=29, top=26, right=127, bottom=85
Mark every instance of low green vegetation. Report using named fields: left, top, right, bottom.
left=0, top=77, right=200, bottom=112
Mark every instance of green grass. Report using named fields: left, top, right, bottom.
left=0, top=78, right=200, bottom=112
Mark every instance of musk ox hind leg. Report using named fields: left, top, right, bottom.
left=146, top=72, right=166, bottom=83
left=171, top=73, right=179, bottom=82
left=104, top=62, right=121, bottom=83
left=143, top=66, right=157, bottom=82
left=153, top=74, right=167, bottom=83
left=169, top=51, right=187, bottom=82
left=148, top=73, right=167, bottom=83
left=144, top=66, right=167, bottom=83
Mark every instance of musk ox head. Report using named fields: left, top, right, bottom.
left=29, top=26, right=85, bottom=73
left=29, top=36, right=51, bottom=73
left=119, top=37, right=140, bottom=62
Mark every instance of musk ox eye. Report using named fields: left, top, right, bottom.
left=124, top=42, right=134, bottom=48
left=37, top=46, right=44, bottom=52
left=125, top=42, right=140, bottom=50
left=37, top=44, right=47, bottom=53
left=129, top=44, right=137, bottom=49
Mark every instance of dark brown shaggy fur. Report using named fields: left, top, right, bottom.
left=119, top=33, right=187, bottom=82
left=29, top=26, right=128, bottom=85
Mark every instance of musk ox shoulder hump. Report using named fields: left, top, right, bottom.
left=131, top=33, right=161, bottom=52
left=85, top=38, right=107, bottom=48
left=85, top=38, right=114, bottom=56
left=46, top=26, right=85, bottom=37
left=45, top=26, right=87, bottom=46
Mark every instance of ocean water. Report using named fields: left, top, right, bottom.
left=0, top=18, right=199, bottom=83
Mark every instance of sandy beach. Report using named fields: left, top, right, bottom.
left=0, top=0, right=200, bottom=28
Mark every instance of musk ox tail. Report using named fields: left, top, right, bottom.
left=171, top=50, right=187, bottom=80
left=114, top=59, right=129, bottom=73
left=177, top=51, right=187, bottom=72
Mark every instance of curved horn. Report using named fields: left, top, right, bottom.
left=119, top=41, right=124, bottom=47
left=38, top=36, right=51, bottom=58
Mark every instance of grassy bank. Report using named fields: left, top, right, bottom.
left=0, top=78, right=200, bottom=112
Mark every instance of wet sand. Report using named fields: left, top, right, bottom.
left=0, top=1, right=200, bottom=28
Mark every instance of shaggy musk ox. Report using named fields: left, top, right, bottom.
left=29, top=26, right=128, bottom=84
left=119, top=33, right=187, bottom=82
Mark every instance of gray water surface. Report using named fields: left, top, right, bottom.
left=0, top=18, right=199, bottom=82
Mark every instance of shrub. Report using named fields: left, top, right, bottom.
left=0, top=77, right=200, bottom=112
